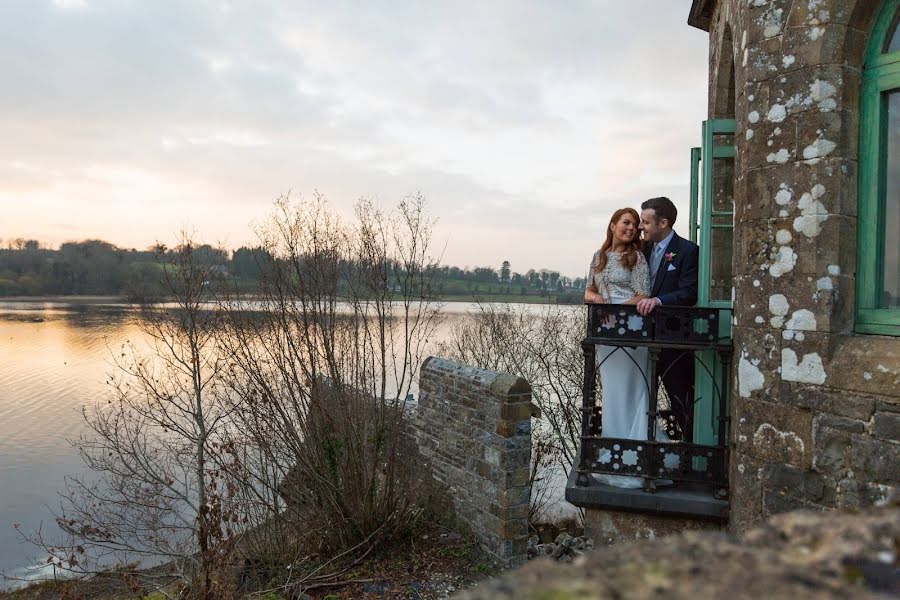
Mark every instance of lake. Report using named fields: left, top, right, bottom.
left=0, top=299, right=574, bottom=584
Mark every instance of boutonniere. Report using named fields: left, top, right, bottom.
left=664, top=251, right=677, bottom=263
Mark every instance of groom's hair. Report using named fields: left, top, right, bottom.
left=641, top=196, right=677, bottom=226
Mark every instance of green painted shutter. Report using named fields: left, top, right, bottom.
left=693, top=119, right=735, bottom=446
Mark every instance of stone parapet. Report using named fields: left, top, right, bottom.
left=457, top=502, right=900, bottom=599
left=416, top=357, right=532, bottom=567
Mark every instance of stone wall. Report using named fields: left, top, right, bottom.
left=691, top=0, right=900, bottom=532
left=457, top=501, right=900, bottom=599
left=417, top=357, right=533, bottom=567
left=583, top=509, right=721, bottom=546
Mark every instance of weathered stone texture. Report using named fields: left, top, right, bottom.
left=456, top=504, right=900, bottom=599
left=703, top=0, right=900, bottom=534
left=583, top=509, right=719, bottom=546
left=417, top=357, right=532, bottom=567
left=734, top=398, right=813, bottom=467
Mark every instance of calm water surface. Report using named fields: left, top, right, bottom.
left=0, top=299, right=552, bottom=581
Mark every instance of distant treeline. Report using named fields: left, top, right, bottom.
left=0, top=238, right=587, bottom=301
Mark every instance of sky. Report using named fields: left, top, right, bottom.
left=0, top=0, right=709, bottom=278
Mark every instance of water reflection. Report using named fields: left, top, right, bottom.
left=0, top=299, right=557, bottom=582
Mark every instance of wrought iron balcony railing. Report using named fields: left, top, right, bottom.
left=574, top=303, right=733, bottom=495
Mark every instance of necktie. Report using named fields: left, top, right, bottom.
left=650, top=244, right=665, bottom=281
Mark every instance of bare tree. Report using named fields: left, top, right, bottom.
left=24, top=235, right=237, bottom=598
left=217, top=192, right=443, bottom=593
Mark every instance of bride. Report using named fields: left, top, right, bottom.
left=584, top=207, right=664, bottom=489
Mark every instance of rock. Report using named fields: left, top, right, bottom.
left=570, top=537, right=585, bottom=551
left=553, top=532, right=573, bottom=546
left=528, top=535, right=539, bottom=548
left=550, top=544, right=569, bottom=560
left=455, top=506, right=900, bottom=599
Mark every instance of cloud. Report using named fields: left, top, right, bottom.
left=0, top=0, right=709, bottom=276
left=52, top=0, right=88, bottom=10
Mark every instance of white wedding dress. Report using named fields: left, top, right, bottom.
left=588, top=250, right=668, bottom=489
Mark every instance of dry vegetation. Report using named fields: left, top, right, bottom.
left=8, top=194, right=468, bottom=599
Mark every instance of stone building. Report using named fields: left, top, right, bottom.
left=694, top=0, right=900, bottom=531
left=417, top=0, right=899, bottom=556
left=564, top=0, right=900, bottom=539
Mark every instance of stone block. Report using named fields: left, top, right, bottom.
left=762, top=489, right=825, bottom=516
left=743, top=113, right=798, bottom=172
left=847, top=0, right=884, bottom=30
left=812, top=424, right=852, bottom=476
left=734, top=269, right=852, bottom=336
left=835, top=478, right=895, bottom=510
left=761, top=463, right=827, bottom=504
left=734, top=399, right=813, bottom=467
left=785, top=0, right=855, bottom=28
left=500, top=401, right=534, bottom=422
left=496, top=485, right=529, bottom=508
left=815, top=413, right=866, bottom=434
left=791, top=215, right=855, bottom=278
left=730, top=453, right=767, bottom=534
left=495, top=420, right=515, bottom=438
left=782, top=25, right=866, bottom=76
left=583, top=507, right=720, bottom=545
left=876, top=400, right=900, bottom=413
left=497, top=518, right=528, bottom=540
left=514, top=419, right=531, bottom=436
left=743, top=32, right=787, bottom=84
left=497, top=537, right=528, bottom=561
left=824, top=336, right=900, bottom=397
left=490, top=502, right=529, bottom=522
left=779, top=330, right=836, bottom=387
left=502, top=435, right=531, bottom=452
left=489, top=373, right=531, bottom=398
left=475, top=459, right=495, bottom=480
left=794, top=108, right=856, bottom=166
left=499, top=449, right=530, bottom=471
left=500, top=467, right=530, bottom=488
left=740, top=159, right=857, bottom=223
left=733, top=327, right=781, bottom=401
left=849, top=435, right=900, bottom=484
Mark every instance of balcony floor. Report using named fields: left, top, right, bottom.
left=565, top=462, right=728, bottom=521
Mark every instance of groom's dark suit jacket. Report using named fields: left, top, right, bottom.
left=643, top=231, right=700, bottom=441
left=643, top=232, right=699, bottom=307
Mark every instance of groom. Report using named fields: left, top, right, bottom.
left=635, top=197, right=699, bottom=443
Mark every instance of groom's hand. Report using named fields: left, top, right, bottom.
left=636, top=298, right=660, bottom=316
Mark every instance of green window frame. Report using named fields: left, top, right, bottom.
left=857, top=0, right=900, bottom=336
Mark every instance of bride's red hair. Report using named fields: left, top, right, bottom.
left=592, top=207, right=644, bottom=274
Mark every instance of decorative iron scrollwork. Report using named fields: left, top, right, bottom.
left=577, top=304, right=733, bottom=491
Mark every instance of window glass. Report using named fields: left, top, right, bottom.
left=887, top=9, right=900, bottom=54
left=710, top=142, right=733, bottom=304
left=710, top=228, right=733, bottom=303
left=883, top=90, right=900, bottom=308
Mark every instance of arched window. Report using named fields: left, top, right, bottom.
left=858, top=0, right=900, bottom=335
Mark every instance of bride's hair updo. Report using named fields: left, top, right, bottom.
left=592, top=207, right=644, bottom=274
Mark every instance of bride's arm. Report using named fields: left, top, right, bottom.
left=621, top=251, right=650, bottom=305
left=584, top=251, right=607, bottom=303
left=585, top=284, right=606, bottom=304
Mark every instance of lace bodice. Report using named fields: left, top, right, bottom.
left=587, top=250, right=650, bottom=303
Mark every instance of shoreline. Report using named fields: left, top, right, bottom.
left=0, top=294, right=579, bottom=306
